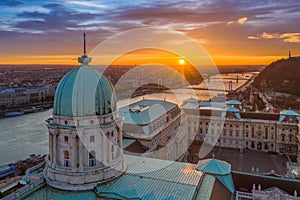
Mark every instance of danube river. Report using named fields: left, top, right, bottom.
left=0, top=73, right=253, bottom=165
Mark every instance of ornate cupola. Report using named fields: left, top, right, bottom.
left=44, top=32, right=126, bottom=191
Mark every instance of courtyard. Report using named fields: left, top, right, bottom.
left=188, top=143, right=288, bottom=175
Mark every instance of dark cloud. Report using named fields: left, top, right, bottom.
left=2, top=0, right=23, bottom=7
left=16, top=4, right=100, bottom=32
left=1, top=0, right=300, bottom=62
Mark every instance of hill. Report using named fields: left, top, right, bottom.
left=252, top=57, right=300, bottom=96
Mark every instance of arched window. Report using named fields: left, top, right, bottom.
left=281, top=134, right=285, bottom=142
left=289, top=134, right=293, bottom=143
left=89, top=151, right=96, bottom=167
left=64, top=151, right=70, bottom=167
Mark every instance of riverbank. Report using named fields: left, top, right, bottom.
left=0, top=103, right=53, bottom=118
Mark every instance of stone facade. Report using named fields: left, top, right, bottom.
left=251, top=185, right=300, bottom=200
left=182, top=99, right=300, bottom=159
left=120, top=100, right=188, bottom=162
left=44, top=112, right=126, bottom=190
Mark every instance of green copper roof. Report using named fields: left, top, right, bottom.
left=281, top=110, right=299, bottom=116
left=184, top=97, right=199, bottom=103
left=196, top=174, right=216, bottom=200
left=118, top=99, right=178, bottom=125
left=217, top=174, right=235, bottom=193
left=279, top=110, right=300, bottom=122
left=226, top=100, right=242, bottom=105
left=95, top=155, right=203, bottom=200
left=53, top=64, right=116, bottom=117
left=196, top=159, right=231, bottom=176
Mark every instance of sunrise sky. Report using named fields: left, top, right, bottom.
left=0, top=0, right=300, bottom=65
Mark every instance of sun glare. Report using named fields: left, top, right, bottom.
left=179, top=59, right=185, bottom=65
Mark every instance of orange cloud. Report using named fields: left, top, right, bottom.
left=227, top=17, right=248, bottom=25
left=237, top=17, right=248, bottom=24
left=248, top=32, right=300, bottom=43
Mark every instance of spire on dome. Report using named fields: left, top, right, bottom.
left=78, top=30, right=92, bottom=64
left=83, top=29, right=86, bottom=55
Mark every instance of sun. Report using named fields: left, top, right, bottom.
left=179, top=58, right=185, bottom=65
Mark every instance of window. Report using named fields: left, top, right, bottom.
left=246, top=132, right=249, bottom=138
left=229, top=131, right=233, bottom=137
left=223, top=130, right=226, bottom=136
left=64, top=136, right=69, bottom=143
left=90, top=120, right=94, bottom=124
left=90, top=135, right=95, bottom=142
left=289, top=134, right=293, bottom=142
left=265, top=127, right=268, bottom=139
left=235, top=131, right=239, bottom=137
left=64, top=120, right=68, bottom=125
left=64, top=151, right=70, bottom=167
left=246, top=125, right=249, bottom=128
left=281, top=134, right=285, bottom=142
left=89, top=151, right=96, bottom=167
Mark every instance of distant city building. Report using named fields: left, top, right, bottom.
left=0, top=85, right=55, bottom=107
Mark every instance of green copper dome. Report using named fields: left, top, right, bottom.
left=53, top=63, right=116, bottom=117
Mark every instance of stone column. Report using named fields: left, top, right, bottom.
left=118, top=128, right=122, bottom=156
left=78, top=131, right=84, bottom=171
left=71, top=134, right=77, bottom=172
left=108, top=133, right=112, bottom=163
left=49, top=132, right=53, bottom=166
left=52, top=130, right=58, bottom=168
left=101, top=132, right=106, bottom=166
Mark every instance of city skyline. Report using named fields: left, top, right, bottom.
left=0, top=0, right=300, bottom=65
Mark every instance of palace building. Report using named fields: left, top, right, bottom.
left=181, top=97, right=300, bottom=169
left=119, top=99, right=188, bottom=162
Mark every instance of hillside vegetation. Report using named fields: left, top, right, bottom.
left=253, top=57, right=300, bottom=96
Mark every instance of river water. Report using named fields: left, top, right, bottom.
left=0, top=73, right=253, bottom=165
